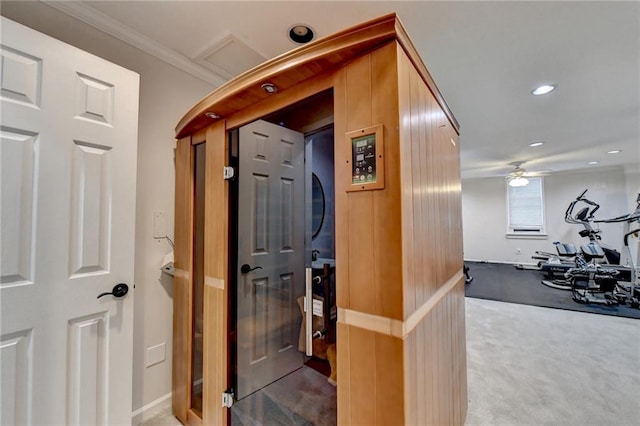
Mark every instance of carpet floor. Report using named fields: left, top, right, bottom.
left=465, top=261, right=640, bottom=319
left=140, top=299, right=640, bottom=426
left=465, top=298, right=640, bottom=426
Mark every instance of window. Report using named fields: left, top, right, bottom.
left=507, top=177, right=545, bottom=237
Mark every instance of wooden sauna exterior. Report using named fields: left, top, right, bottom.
left=173, top=14, right=466, bottom=425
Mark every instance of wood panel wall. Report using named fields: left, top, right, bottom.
left=397, top=43, right=467, bottom=424
left=334, top=41, right=406, bottom=425
left=335, top=40, right=466, bottom=424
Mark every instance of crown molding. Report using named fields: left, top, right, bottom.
left=42, top=0, right=227, bottom=87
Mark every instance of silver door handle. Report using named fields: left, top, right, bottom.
left=305, top=268, right=312, bottom=356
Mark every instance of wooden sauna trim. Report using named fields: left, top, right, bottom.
left=174, top=130, right=212, bottom=425
left=337, top=269, right=463, bottom=338
left=186, top=409, right=203, bottom=426
left=225, top=71, right=334, bottom=131
left=175, top=13, right=458, bottom=139
left=172, top=136, right=194, bottom=425
left=392, top=19, right=459, bottom=132
left=201, top=122, right=229, bottom=426
left=203, top=276, right=224, bottom=289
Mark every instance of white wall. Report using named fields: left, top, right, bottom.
left=462, top=167, right=632, bottom=264
left=624, top=166, right=640, bottom=205
left=1, top=2, right=213, bottom=418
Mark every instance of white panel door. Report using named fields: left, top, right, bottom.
left=236, top=120, right=305, bottom=400
left=0, top=17, right=139, bottom=425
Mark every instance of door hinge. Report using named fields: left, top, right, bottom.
left=222, top=389, right=234, bottom=408
left=223, top=166, right=235, bottom=180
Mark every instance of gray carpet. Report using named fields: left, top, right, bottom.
left=465, top=298, right=640, bottom=426
left=142, top=299, right=640, bottom=425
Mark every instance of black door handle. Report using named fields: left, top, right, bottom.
left=97, top=283, right=129, bottom=299
left=240, top=264, right=263, bottom=274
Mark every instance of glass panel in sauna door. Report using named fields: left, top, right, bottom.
left=191, top=143, right=205, bottom=415
left=236, top=119, right=305, bottom=400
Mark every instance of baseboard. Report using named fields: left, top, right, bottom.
left=131, top=392, right=172, bottom=425
left=465, top=258, right=537, bottom=266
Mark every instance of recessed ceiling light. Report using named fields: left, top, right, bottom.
left=288, top=24, right=314, bottom=44
left=532, top=84, right=557, bottom=96
left=529, top=141, right=545, bottom=147
left=205, top=112, right=220, bottom=119
left=587, top=161, right=599, bottom=165
left=607, top=150, right=621, bottom=154
left=261, top=83, right=278, bottom=94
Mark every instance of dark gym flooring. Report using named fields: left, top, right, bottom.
left=464, top=261, right=640, bottom=319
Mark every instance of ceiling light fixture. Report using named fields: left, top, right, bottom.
left=529, top=141, right=545, bottom=147
left=607, top=150, right=621, bottom=154
left=532, top=84, right=556, bottom=96
left=508, top=165, right=529, bottom=187
left=509, top=176, right=529, bottom=187
left=205, top=112, right=220, bottom=119
left=261, top=83, right=278, bottom=94
left=587, top=161, right=599, bottom=165
left=288, top=24, right=315, bottom=44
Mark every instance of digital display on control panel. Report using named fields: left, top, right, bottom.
left=351, top=134, right=376, bottom=184
left=346, top=124, right=384, bottom=192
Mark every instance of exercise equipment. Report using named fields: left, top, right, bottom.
left=594, top=193, right=640, bottom=307
left=616, top=228, right=640, bottom=307
left=535, top=191, right=640, bottom=307
left=564, top=190, right=621, bottom=264
left=534, top=190, right=629, bottom=284
left=564, top=242, right=619, bottom=305
left=534, top=242, right=578, bottom=284
left=464, top=263, right=473, bottom=284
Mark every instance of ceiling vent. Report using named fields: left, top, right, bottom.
left=194, top=34, right=266, bottom=80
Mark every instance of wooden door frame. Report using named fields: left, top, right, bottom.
left=225, top=78, right=336, bottom=422
left=173, top=76, right=335, bottom=425
left=173, top=130, right=208, bottom=426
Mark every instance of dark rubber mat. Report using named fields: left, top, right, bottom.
left=464, top=261, right=640, bottom=319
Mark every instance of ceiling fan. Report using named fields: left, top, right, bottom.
left=507, top=164, right=530, bottom=187
left=462, top=160, right=552, bottom=181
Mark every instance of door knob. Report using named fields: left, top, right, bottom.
left=240, top=264, right=262, bottom=274
left=97, top=283, right=129, bottom=299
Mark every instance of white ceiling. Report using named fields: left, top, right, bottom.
left=7, top=1, right=640, bottom=179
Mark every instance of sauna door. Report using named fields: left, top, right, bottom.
left=236, top=120, right=305, bottom=399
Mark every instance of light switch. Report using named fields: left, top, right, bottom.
left=153, top=211, right=166, bottom=239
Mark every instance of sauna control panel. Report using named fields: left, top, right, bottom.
left=351, top=134, right=377, bottom=184
left=346, top=124, right=385, bottom=192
